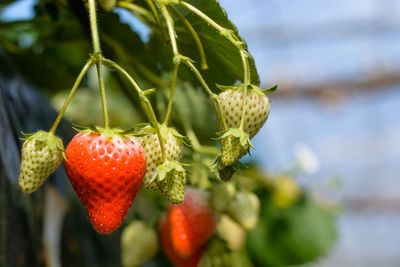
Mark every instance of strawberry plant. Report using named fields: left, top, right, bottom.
left=0, top=0, right=337, bottom=266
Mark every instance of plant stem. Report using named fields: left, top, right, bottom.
left=179, top=1, right=252, bottom=130
left=49, top=59, right=94, bottom=134
left=171, top=7, right=208, bottom=69
left=88, top=0, right=110, bottom=128
left=118, top=1, right=156, bottom=24
left=96, top=60, right=110, bottom=128
left=88, top=0, right=101, bottom=54
left=180, top=2, right=225, bottom=34
left=160, top=5, right=178, bottom=55
left=162, top=63, right=179, bottom=125
left=160, top=4, right=180, bottom=125
left=146, top=0, right=168, bottom=41
left=181, top=58, right=228, bottom=130
left=102, top=59, right=167, bottom=160
left=239, top=50, right=250, bottom=130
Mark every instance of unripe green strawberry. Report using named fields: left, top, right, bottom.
left=199, top=238, right=252, bottom=267
left=154, top=161, right=186, bottom=204
left=219, top=129, right=251, bottom=167
left=137, top=125, right=183, bottom=190
left=216, top=85, right=270, bottom=168
left=217, top=215, right=246, bottom=251
left=227, top=191, right=260, bottom=230
left=211, top=182, right=236, bottom=212
left=121, top=221, right=159, bottom=267
left=218, top=86, right=270, bottom=138
left=18, top=131, right=64, bottom=193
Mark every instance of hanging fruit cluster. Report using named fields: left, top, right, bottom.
left=16, top=0, right=277, bottom=265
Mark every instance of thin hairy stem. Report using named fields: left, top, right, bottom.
left=96, top=60, right=110, bottom=128
left=88, top=0, right=101, bottom=54
left=239, top=50, right=250, bottom=130
left=171, top=7, right=208, bottom=69
left=49, top=59, right=94, bottom=134
left=160, top=4, right=181, bottom=125
left=102, top=59, right=167, bottom=160
left=181, top=58, right=227, bottom=130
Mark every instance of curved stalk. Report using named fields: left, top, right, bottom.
left=146, top=0, right=168, bottom=41
left=239, top=50, right=250, bottom=130
left=171, top=7, right=208, bottom=69
left=160, top=4, right=180, bottom=126
left=88, top=0, right=101, bottom=54
left=49, top=59, right=94, bottom=134
left=118, top=1, right=156, bottom=23
left=96, top=60, right=110, bottom=128
left=102, top=59, right=167, bottom=160
left=181, top=58, right=227, bottom=130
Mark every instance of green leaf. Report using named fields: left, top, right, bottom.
left=175, top=0, right=259, bottom=87
left=262, top=84, right=278, bottom=94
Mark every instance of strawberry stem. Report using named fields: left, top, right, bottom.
left=102, top=58, right=167, bottom=160
left=88, top=0, right=101, bottom=54
left=88, top=0, right=110, bottom=128
left=239, top=50, right=250, bottom=130
left=180, top=58, right=228, bottom=130
left=146, top=0, right=169, bottom=42
left=179, top=1, right=244, bottom=49
left=118, top=1, right=156, bottom=24
left=49, top=59, right=94, bottom=134
left=170, top=6, right=208, bottom=70
left=175, top=1, right=254, bottom=130
left=96, top=60, right=110, bottom=128
left=160, top=4, right=180, bottom=126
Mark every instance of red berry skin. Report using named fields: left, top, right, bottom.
left=159, top=215, right=204, bottom=267
left=64, top=132, right=146, bottom=234
left=160, top=187, right=218, bottom=261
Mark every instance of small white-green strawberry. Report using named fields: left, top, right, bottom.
left=218, top=128, right=251, bottom=167
left=217, top=215, right=246, bottom=251
left=18, top=130, right=64, bottom=193
left=153, top=160, right=186, bottom=204
left=136, top=124, right=184, bottom=190
left=216, top=85, right=271, bottom=167
left=121, top=220, right=159, bottom=267
left=227, top=191, right=260, bottom=230
left=211, top=182, right=236, bottom=212
left=198, top=238, right=252, bottom=267
left=218, top=85, right=271, bottom=138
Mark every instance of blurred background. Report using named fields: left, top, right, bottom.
left=1, top=0, right=400, bottom=266
left=218, top=0, right=400, bottom=266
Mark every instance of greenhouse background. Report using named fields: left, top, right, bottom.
left=219, top=0, right=400, bottom=266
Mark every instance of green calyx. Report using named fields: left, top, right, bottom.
left=151, top=160, right=187, bottom=204
left=135, top=123, right=187, bottom=145
left=24, top=130, right=64, bottom=152
left=73, top=124, right=136, bottom=139
left=218, top=128, right=252, bottom=167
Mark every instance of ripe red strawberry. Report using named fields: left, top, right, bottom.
left=18, top=131, right=64, bottom=193
left=160, top=187, right=218, bottom=260
left=64, top=129, right=146, bottom=234
left=159, top=214, right=204, bottom=267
